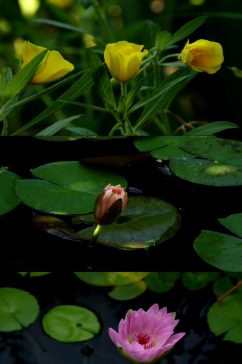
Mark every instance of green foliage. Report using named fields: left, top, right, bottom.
left=15, top=161, right=127, bottom=215
left=78, top=196, right=181, bottom=249
left=42, top=305, right=100, bottom=342
left=108, top=281, right=147, bottom=300
left=0, top=288, right=39, bottom=332
left=0, top=168, right=21, bottom=215
left=74, top=272, right=149, bottom=286
left=145, top=272, right=181, bottom=293
left=18, top=272, right=51, bottom=277
left=181, top=272, right=220, bottom=290
left=208, top=293, right=242, bottom=343
left=194, top=213, right=242, bottom=272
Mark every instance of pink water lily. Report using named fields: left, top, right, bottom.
left=108, top=304, right=185, bottom=363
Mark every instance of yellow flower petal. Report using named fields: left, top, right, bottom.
left=20, top=41, right=74, bottom=84
left=180, top=39, right=224, bottom=74
left=104, top=40, right=148, bottom=82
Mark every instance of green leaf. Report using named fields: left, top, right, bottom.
left=108, top=281, right=147, bottom=300
left=170, top=159, right=242, bottom=186
left=186, top=121, right=238, bottom=136
left=36, top=115, right=82, bottom=136
left=133, top=69, right=195, bottom=130
left=218, top=213, right=242, bottom=239
left=0, top=288, right=39, bottom=332
left=208, top=293, right=242, bottom=343
left=13, top=69, right=93, bottom=135
left=65, top=127, right=97, bottom=136
left=42, top=305, right=100, bottom=342
left=32, top=19, right=87, bottom=34
left=15, top=161, right=127, bottom=215
left=229, top=66, right=242, bottom=79
left=145, top=272, right=180, bottom=293
left=78, top=196, right=181, bottom=250
left=0, top=168, right=21, bottom=215
left=0, top=50, right=47, bottom=105
left=155, top=30, right=172, bottom=51
left=74, top=272, right=149, bottom=286
left=194, top=230, right=242, bottom=272
left=181, top=272, right=220, bottom=290
left=183, top=138, right=242, bottom=166
left=213, top=277, right=234, bottom=297
left=168, top=16, right=208, bottom=46
left=18, top=272, right=51, bottom=277
left=87, top=49, right=116, bottom=109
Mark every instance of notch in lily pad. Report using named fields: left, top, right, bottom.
left=42, top=305, right=101, bottom=342
left=0, top=288, right=39, bottom=332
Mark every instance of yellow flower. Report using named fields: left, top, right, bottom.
left=104, top=41, right=148, bottom=82
left=20, top=41, right=74, bottom=84
left=47, top=0, right=74, bottom=9
left=180, top=39, right=224, bottom=74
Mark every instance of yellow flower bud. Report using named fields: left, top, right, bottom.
left=83, top=34, right=96, bottom=48
left=20, top=41, right=74, bottom=84
left=104, top=41, right=148, bottom=82
left=47, top=0, right=74, bottom=9
left=180, top=39, right=224, bottom=74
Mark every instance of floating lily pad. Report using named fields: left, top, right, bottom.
left=134, top=136, right=202, bottom=159
left=181, top=272, right=220, bottom=290
left=218, top=213, right=242, bottom=238
left=170, top=158, right=242, bottom=186
left=78, top=196, right=181, bottom=250
left=207, top=293, right=242, bottom=343
left=74, top=272, right=149, bottom=286
left=0, top=168, right=21, bottom=215
left=42, top=305, right=100, bottom=343
left=108, top=281, right=147, bottom=300
left=194, top=230, right=242, bottom=272
left=0, top=288, right=39, bottom=332
left=145, top=272, right=180, bottom=293
left=15, top=161, right=127, bottom=215
left=183, top=138, right=242, bottom=166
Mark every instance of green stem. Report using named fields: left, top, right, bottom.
left=92, top=0, right=115, bottom=42
left=1, top=114, right=8, bottom=135
left=120, top=82, right=135, bottom=136
left=91, top=224, right=102, bottom=242
left=159, top=53, right=180, bottom=64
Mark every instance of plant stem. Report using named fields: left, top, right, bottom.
left=159, top=53, right=180, bottom=64
left=91, top=224, right=102, bottom=242
left=217, top=280, right=242, bottom=302
left=92, top=0, right=115, bottom=42
left=120, top=82, right=135, bottom=135
left=1, top=114, right=8, bottom=135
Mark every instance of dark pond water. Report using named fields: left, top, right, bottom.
left=0, top=272, right=241, bottom=364
left=1, top=137, right=242, bottom=271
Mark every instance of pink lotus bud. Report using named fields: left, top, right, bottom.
left=94, top=184, right=128, bottom=226
left=108, top=304, right=185, bottom=363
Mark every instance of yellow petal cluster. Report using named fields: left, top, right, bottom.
left=20, top=41, right=74, bottom=84
left=47, top=0, right=74, bottom=9
left=180, top=39, right=224, bottom=74
left=104, top=41, right=148, bottom=82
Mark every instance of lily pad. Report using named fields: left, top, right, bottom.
left=145, top=272, right=180, bottom=293
left=169, top=158, right=242, bottom=186
left=0, top=288, right=39, bottom=332
left=134, top=136, right=203, bottom=159
left=74, top=272, right=149, bottom=286
left=207, top=293, right=242, bottom=343
left=183, top=138, right=242, bottom=166
left=194, top=230, right=242, bottom=272
left=108, top=281, right=147, bottom=300
left=0, top=168, right=21, bottom=215
left=15, top=161, right=127, bottom=215
left=218, top=213, right=242, bottom=239
left=42, top=305, right=100, bottom=342
left=181, top=272, right=220, bottom=290
left=78, top=196, right=181, bottom=250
